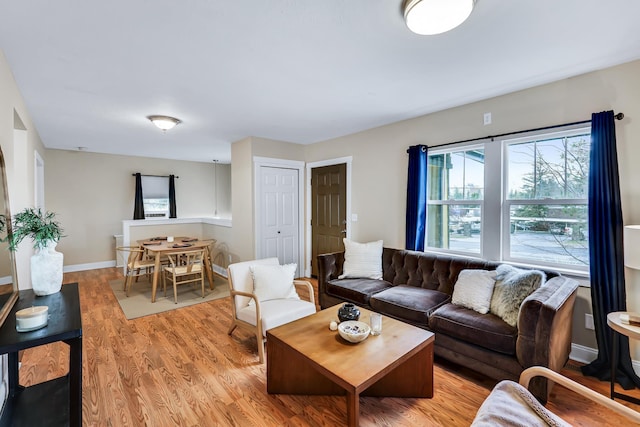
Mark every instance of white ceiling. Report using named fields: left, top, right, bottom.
left=2, top=1, right=640, bottom=164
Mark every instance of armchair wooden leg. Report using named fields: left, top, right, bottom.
left=228, top=323, right=237, bottom=335
left=257, top=333, right=265, bottom=363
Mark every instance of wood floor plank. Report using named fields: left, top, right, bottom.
left=15, top=267, right=640, bottom=426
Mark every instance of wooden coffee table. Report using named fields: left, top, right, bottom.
left=266, top=305, right=434, bottom=427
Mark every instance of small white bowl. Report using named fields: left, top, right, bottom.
left=338, top=320, right=371, bottom=343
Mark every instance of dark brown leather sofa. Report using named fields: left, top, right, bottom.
left=317, top=247, right=579, bottom=402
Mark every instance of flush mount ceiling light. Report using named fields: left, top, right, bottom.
left=147, top=115, right=181, bottom=131
left=404, top=0, right=475, bottom=35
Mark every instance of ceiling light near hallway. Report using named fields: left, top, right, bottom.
left=147, top=115, right=181, bottom=131
left=404, top=0, right=475, bottom=35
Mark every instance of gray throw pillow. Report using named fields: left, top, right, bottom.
left=490, top=264, right=546, bottom=327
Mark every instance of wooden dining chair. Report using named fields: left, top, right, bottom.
left=162, top=248, right=206, bottom=304
left=116, top=246, right=155, bottom=296
left=203, top=238, right=217, bottom=289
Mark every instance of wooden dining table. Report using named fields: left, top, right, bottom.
left=137, top=237, right=216, bottom=303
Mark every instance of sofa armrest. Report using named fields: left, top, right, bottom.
left=317, top=251, right=345, bottom=306
left=516, top=275, right=579, bottom=401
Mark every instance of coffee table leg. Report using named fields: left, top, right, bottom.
left=346, top=392, right=359, bottom=427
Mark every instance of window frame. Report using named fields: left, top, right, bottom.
left=501, top=126, right=590, bottom=273
left=424, top=124, right=590, bottom=275
left=425, top=142, right=487, bottom=257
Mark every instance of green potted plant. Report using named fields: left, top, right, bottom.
left=9, top=208, right=64, bottom=295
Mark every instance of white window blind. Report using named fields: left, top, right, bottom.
left=141, top=176, right=169, bottom=199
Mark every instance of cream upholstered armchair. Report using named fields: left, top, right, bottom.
left=472, top=366, right=640, bottom=426
left=227, top=257, right=316, bottom=362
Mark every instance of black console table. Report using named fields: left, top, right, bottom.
left=0, top=283, right=82, bottom=427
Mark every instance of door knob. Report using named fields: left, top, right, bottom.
left=341, top=229, right=347, bottom=234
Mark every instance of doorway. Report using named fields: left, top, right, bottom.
left=254, top=157, right=304, bottom=277
left=308, top=158, right=351, bottom=277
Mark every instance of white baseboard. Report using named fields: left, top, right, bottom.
left=63, top=260, right=228, bottom=278
left=570, top=343, right=598, bottom=364
left=570, top=343, right=640, bottom=376
left=64, top=260, right=116, bottom=272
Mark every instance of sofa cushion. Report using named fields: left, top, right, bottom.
left=451, top=269, right=497, bottom=314
left=430, top=303, right=517, bottom=355
left=490, top=264, right=546, bottom=327
left=369, top=285, right=450, bottom=325
left=326, top=278, right=393, bottom=306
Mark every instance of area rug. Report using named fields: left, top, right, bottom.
left=109, top=276, right=230, bottom=319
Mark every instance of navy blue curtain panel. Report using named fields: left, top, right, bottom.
left=406, top=145, right=428, bottom=251
left=581, top=111, right=640, bottom=389
left=133, top=172, right=145, bottom=220
left=169, top=174, right=177, bottom=218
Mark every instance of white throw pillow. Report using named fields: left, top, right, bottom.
left=451, top=269, right=498, bottom=314
left=248, top=263, right=300, bottom=305
left=339, top=239, right=383, bottom=279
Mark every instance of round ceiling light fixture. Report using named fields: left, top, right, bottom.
left=147, top=115, right=182, bottom=131
left=404, top=0, right=475, bottom=35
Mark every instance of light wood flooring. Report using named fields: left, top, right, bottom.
left=17, top=267, right=640, bottom=426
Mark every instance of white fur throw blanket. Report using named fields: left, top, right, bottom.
left=471, top=380, right=571, bottom=427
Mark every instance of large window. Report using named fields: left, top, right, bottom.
left=426, top=126, right=590, bottom=272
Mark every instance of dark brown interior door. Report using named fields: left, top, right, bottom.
left=311, top=163, right=347, bottom=276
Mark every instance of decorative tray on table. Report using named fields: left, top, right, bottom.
left=171, top=243, right=193, bottom=248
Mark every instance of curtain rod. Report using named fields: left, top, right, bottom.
left=407, top=112, right=624, bottom=152
left=132, top=173, right=179, bottom=178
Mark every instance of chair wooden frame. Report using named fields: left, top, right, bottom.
left=227, top=258, right=315, bottom=363
left=519, top=366, right=640, bottom=423
left=116, top=246, right=155, bottom=296
left=162, top=248, right=206, bottom=304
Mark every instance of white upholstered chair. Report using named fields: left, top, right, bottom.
left=227, top=257, right=316, bottom=363
left=472, top=366, right=640, bottom=426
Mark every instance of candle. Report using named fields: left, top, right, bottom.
left=16, top=306, right=49, bottom=332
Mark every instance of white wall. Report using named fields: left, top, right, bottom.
left=0, top=48, right=47, bottom=417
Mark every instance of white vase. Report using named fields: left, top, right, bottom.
left=30, top=241, right=64, bottom=296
